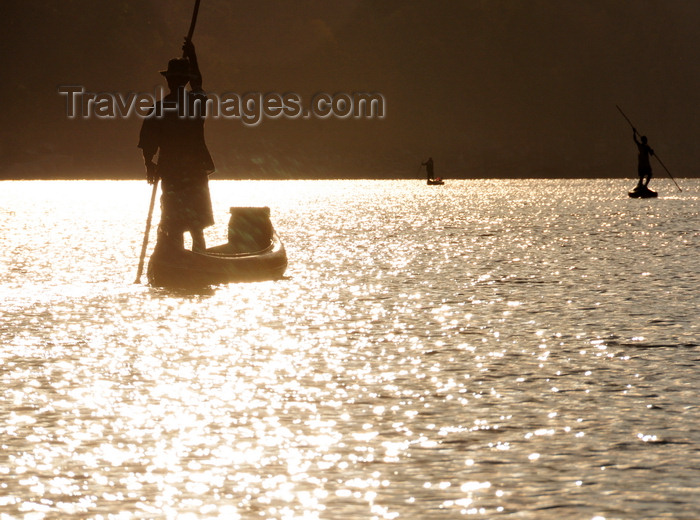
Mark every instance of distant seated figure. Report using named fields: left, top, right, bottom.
left=633, top=129, right=654, bottom=188
left=422, top=157, right=434, bottom=180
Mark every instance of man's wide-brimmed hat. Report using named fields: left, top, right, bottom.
left=160, top=58, right=193, bottom=78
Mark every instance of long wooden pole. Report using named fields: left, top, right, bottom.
left=652, top=155, right=682, bottom=192
left=134, top=0, right=203, bottom=284
left=185, top=0, right=202, bottom=43
left=616, top=105, right=682, bottom=192
left=134, top=180, right=159, bottom=284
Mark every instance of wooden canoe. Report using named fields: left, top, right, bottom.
left=628, top=184, right=658, bottom=198
left=147, top=207, right=287, bottom=287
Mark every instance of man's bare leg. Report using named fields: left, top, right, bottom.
left=191, top=229, right=206, bottom=252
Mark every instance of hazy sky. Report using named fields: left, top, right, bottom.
left=2, top=0, right=699, bottom=178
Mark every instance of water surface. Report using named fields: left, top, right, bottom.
left=1, top=179, right=699, bottom=519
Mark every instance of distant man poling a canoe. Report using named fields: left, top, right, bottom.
left=615, top=105, right=682, bottom=198
left=138, top=38, right=215, bottom=252
left=633, top=129, right=654, bottom=189
left=422, top=157, right=435, bottom=180
left=421, top=157, right=444, bottom=185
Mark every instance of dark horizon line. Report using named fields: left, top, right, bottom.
left=2, top=174, right=697, bottom=181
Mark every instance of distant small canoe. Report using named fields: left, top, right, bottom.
left=628, top=185, right=658, bottom=199
left=147, top=207, right=287, bottom=287
left=427, top=178, right=444, bottom=185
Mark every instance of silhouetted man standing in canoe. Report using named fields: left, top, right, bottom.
left=633, top=129, right=654, bottom=188
left=138, top=38, right=214, bottom=251
left=422, top=157, right=434, bottom=180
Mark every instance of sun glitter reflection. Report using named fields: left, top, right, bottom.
left=3, top=180, right=700, bottom=518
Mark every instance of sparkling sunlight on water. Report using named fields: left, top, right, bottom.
left=1, top=179, right=699, bottom=519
